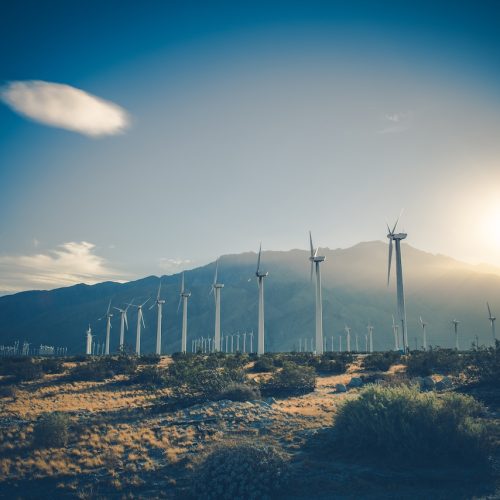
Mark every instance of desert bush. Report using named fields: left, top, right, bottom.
left=138, top=353, right=161, bottom=365
left=0, top=385, right=18, bottom=398
left=39, top=358, right=65, bottom=374
left=332, top=384, right=490, bottom=466
left=0, top=357, right=44, bottom=381
left=131, top=366, right=168, bottom=386
left=33, top=412, right=70, bottom=448
left=69, top=355, right=137, bottom=381
left=466, top=341, right=500, bottom=385
left=252, top=356, right=275, bottom=372
left=405, top=348, right=465, bottom=377
left=363, top=351, right=401, bottom=372
left=261, top=361, right=316, bottom=396
left=191, top=441, right=289, bottom=500
left=216, top=383, right=261, bottom=402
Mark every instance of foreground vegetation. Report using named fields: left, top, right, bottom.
left=0, top=345, right=498, bottom=498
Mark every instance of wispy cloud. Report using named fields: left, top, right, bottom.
left=159, top=258, right=194, bottom=273
left=378, top=111, right=413, bottom=134
left=0, top=242, right=125, bottom=294
left=0, top=80, right=130, bottom=137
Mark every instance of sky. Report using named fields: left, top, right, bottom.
left=1, top=0, right=500, bottom=294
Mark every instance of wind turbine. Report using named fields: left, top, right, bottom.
left=387, top=212, right=409, bottom=352
left=99, top=300, right=113, bottom=355
left=114, top=300, right=133, bottom=352
left=255, top=244, right=269, bottom=355
left=150, top=280, right=165, bottom=355
left=487, top=302, right=497, bottom=344
left=129, top=298, right=150, bottom=355
left=210, top=259, right=224, bottom=352
left=452, top=319, right=460, bottom=350
left=392, top=315, right=400, bottom=351
left=85, top=325, right=93, bottom=355
left=419, top=316, right=427, bottom=350
left=367, top=324, right=374, bottom=353
left=345, top=325, right=351, bottom=352
left=178, top=273, right=191, bottom=353
left=309, top=232, right=326, bottom=355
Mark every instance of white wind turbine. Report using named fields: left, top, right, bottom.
left=367, top=324, right=374, bottom=353
left=487, top=302, right=497, bottom=344
left=391, top=315, right=400, bottom=351
left=309, top=232, right=326, bottom=355
left=345, top=325, right=351, bottom=353
left=419, top=316, right=427, bottom=350
left=387, top=212, right=409, bottom=352
left=452, top=319, right=460, bottom=350
left=178, top=273, right=191, bottom=353
left=210, top=259, right=224, bottom=352
left=99, top=300, right=113, bottom=355
left=255, top=244, right=268, bottom=356
left=128, top=298, right=150, bottom=355
left=85, top=325, right=93, bottom=355
left=114, top=300, right=133, bottom=352
left=150, top=280, right=165, bottom=355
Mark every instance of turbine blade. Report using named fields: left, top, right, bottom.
left=256, top=244, right=262, bottom=274
left=181, top=272, right=185, bottom=294
left=106, top=299, right=112, bottom=315
left=177, top=296, right=182, bottom=313
left=392, top=208, right=404, bottom=233
left=387, top=238, right=393, bottom=285
left=309, top=231, right=314, bottom=257
left=125, top=299, right=134, bottom=311
left=124, top=313, right=128, bottom=330
left=157, top=281, right=162, bottom=301
left=487, top=302, right=492, bottom=318
left=141, top=297, right=150, bottom=307
left=141, top=313, right=146, bottom=329
left=149, top=302, right=155, bottom=310
left=214, top=259, right=218, bottom=285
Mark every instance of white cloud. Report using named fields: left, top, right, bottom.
left=0, top=80, right=130, bottom=137
left=159, top=258, right=193, bottom=273
left=0, top=241, right=126, bottom=294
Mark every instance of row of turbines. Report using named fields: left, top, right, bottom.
left=85, top=220, right=498, bottom=356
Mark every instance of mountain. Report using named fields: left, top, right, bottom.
left=0, top=241, right=499, bottom=354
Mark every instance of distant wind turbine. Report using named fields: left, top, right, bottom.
left=345, top=325, right=351, bottom=353
left=487, top=302, right=497, bottom=344
left=452, top=319, right=460, bottom=350
left=178, top=273, right=191, bottom=353
left=367, top=324, right=374, bottom=353
left=85, top=325, right=93, bottom=355
left=98, top=300, right=113, bottom=355
left=387, top=211, right=409, bottom=352
left=150, top=280, right=165, bottom=355
left=114, top=300, right=133, bottom=352
left=309, top=232, right=326, bottom=355
left=419, top=316, right=427, bottom=350
left=128, top=298, right=150, bottom=355
left=255, top=244, right=268, bottom=356
left=210, top=259, right=224, bottom=352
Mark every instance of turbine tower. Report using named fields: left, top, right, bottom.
left=150, top=280, right=165, bottom=355
left=452, top=319, right=460, bottom=350
left=345, top=325, right=351, bottom=353
left=85, top=325, right=93, bottom=355
left=487, top=302, right=497, bottom=344
left=210, top=259, right=224, bottom=352
left=392, top=315, right=400, bottom=351
left=309, top=232, right=326, bottom=355
left=114, top=301, right=132, bottom=352
left=419, top=316, right=427, bottom=350
left=367, top=324, right=374, bottom=353
left=129, top=298, right=150, bottom=355
left=99, top=300, right=113, bottom=355
left=387, top=213, right=409, bottom=352
left=178, top=273, right=191, bottom=353
left=255, top=244, right=268, bottom=356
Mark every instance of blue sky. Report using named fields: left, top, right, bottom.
left=1, top=1, right=500, bottom=293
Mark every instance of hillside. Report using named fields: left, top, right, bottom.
left=0, top=241, right=499, bottom=354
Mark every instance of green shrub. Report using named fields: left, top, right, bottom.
left=39, top=358, right=65, bottom=374
left=252, top=356, right=275, bottom=372
left=261, top=361, right=316, bottom=397
left=332, top=384, right=490, bottom=466
left=0, top=358, right=44, bottom=381
left=191, top=441, right=289, bottom=500
left=466, top=341, right=500, bottom=385
left=216, top=383, right=261, bottom=402
left=363, top=351, right=401, bottom=372
left=131, top=366, right=168, bottom=386
left=69, top=355, right=137, bottom=381
left=33, top=412, right=70, bottom=448
left=139, top=353, right=161, bottom=365
left=405, top=348, right=464, bottom=377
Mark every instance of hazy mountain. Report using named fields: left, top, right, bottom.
left=0, top=241, right=499, bottom=354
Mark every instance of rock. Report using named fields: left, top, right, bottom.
left=347, top=377, right=363, bottom=388
left=335, top=383, right=347, bottom=393
left=422, top=376, right=435, bottom=389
